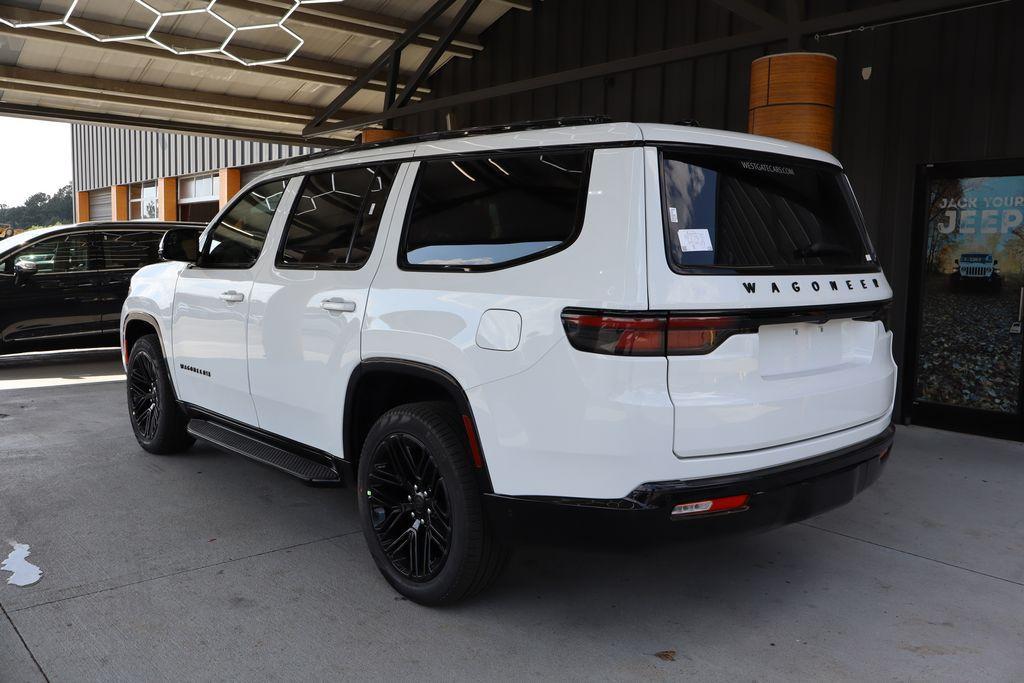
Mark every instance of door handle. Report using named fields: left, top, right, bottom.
left=220, top=290, right=245, bottom=303
left=321, top=297, right=356, bottom=313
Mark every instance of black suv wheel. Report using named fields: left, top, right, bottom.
left=357, top=401, right=508, bottom=605
left=127, top=334, right=194, bottom=454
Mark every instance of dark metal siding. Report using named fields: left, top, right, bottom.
left=71, top=124, right=322, bottom=194
left=397, top=0, right=1024, bottom=418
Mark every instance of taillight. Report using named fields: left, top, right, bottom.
left=561, top=310, right=754, bottom=356
left=560, top=312, right=665, bottom=356
left=666, top=315, right=754, bottom=355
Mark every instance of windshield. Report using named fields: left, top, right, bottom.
left=659, top=150, right=876, bottom=274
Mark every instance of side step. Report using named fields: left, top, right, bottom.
left=187, top=419, right=341, bottom=485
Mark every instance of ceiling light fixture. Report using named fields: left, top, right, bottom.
left=0, top=0, right=341, bottom=67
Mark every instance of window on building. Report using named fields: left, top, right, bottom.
left=278, top=164, right=397, bottom=268
left=129, top=181, right=158, bottom=220
left=97, top=230, right=162, bottom=270
left=178, top=172, right=221, bottom=224
left=199, top=179, right=287, bottom=269
left=402, top=152, right=590, bottom=271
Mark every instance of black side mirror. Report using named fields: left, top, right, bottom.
left=159, top=227, right=202, bottom=263
left=13, top=259, right=38, bottom=284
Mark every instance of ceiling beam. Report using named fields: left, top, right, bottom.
left=0, top=79, right=305, bottom=127
left=488, top=0, right=532, bottom=9
left=709, top=0, right=786, bottom=28
left=304, top=0, right=994, bottom=136
left=0, top=64, right=365, bottom=123
left=0, top=24, right=427, bottom=98
left=0, top=101, right=348, bottom=147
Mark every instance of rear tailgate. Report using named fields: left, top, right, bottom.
left=642, top=145, right=897, bottom=458
left=664, top=303, right=895, bottom=457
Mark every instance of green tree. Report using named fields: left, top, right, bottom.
left=0, top=184, right=73, bottom=228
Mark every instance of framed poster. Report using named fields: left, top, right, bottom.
left=905, top=159, right=1024, bottom=440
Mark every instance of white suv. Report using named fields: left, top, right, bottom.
left=121, top=120, right=897, bottom=605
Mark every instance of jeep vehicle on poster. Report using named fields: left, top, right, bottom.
left=951, top=252, right=1002, bottom=291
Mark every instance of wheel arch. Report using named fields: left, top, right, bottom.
left=344, top=358, right=493, bottom=492
left=122, top=311, right=182, bottom=400
left=122, top=312, right=164, bottom=360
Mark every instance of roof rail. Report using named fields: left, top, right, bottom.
left=284, top=116, right=613, bottom=166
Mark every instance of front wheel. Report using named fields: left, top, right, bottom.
left=127, top=334, right=194, bottom=454
left=357, top=402, right=508, bottom=605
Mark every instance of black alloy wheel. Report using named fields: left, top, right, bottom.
left=357, top=402, right=509, bottom=605
left=126, top=334, right=194, bottom=454
left=128, top=352, right=162, bottom=441
left=366, top=432, right=452, bottom=582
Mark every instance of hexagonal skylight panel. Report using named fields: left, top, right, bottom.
left=1, top=0, right=347, bottom=67
left=0, top=0, right=73, bottom=28
left=220, top=23, right=303, bottom=67
left=145, top=6, right=234, bottom=56
left=63, top=0, right=159, bottom=42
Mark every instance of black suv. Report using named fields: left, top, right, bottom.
left=0, top=221, right=201, bottom=354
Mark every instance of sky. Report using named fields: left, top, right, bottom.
left=0, top=117, right=73, bottom=207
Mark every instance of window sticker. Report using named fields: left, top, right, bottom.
left=668, top=207, right=679, bottom=223
left=678, top=228, right=713, bottom=252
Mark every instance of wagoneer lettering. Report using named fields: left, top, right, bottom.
left=120, top=121, right=896, bottom=606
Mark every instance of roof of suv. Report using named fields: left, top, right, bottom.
left=255, top=121, right=842, bottom=186
left=0, top=220, right=202, bottom=255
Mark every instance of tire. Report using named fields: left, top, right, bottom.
left=127, top=334, right=194, bottom=454
left=357, top=401, right=509, bottom=605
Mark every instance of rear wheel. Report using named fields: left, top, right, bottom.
left=127, top=334, right=194, bottom=454
left=357, top=401, right=508, bottom=605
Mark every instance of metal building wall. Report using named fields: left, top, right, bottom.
left=398, top=0, right=1024, bottom=414
left=70, top=124, right=322, bottom=193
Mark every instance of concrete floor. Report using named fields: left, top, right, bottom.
left=1, top=351, right=1022, bottom=681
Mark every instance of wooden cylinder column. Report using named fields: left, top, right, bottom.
left=748, top=52, right=837, bottom=152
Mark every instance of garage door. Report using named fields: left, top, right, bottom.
left=88, top=189, right=112, bottom=222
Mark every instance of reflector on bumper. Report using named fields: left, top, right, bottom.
left=671, top=494, right=749, bottom=517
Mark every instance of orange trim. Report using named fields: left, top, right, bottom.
left=461, top=415, right=484, bottom=469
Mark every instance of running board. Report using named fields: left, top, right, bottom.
left=187, top=419, right=341, bottom=485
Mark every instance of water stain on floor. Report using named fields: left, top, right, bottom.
left=1, top=542, right=43, bottom=587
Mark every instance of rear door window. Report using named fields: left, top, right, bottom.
left=660, top=150, right=876, bottom=273
left=401, top=151, right=590, bottom=271
left=277, top=164, right=398, bottom=269
left=199, top=179, right=288, bottom=269
left=98, top=230, right=162, bottom=269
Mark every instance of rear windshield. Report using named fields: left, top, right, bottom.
left=660, top=150, right=876, bottom=274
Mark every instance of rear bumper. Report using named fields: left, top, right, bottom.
left=483, top=424, right=895, bottom=544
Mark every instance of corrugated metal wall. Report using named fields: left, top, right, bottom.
left=71, top=124, right=322, bottom=193
left=398, top=0, right=1024, bottom=416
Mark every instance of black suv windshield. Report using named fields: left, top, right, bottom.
left=660, top=150, right=877, bottom=274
